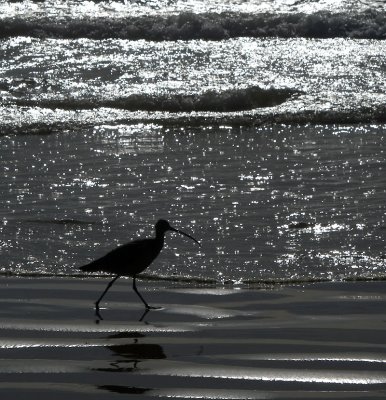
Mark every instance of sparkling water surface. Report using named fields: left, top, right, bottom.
left=1, top=36, right=385, bottom=132
left=1, top=123, right=385, bottom=283
left=0, top=0, right=380, bottom=18
left=1, top=0, right=385, bottom=284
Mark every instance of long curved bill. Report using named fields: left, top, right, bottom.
left=171, top=227, right=201, bottom=247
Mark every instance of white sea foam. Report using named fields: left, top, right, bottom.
left=0, top=10, right=385, bottom=40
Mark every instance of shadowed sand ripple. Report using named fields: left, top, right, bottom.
left=1, top=277, right=386, bottom=399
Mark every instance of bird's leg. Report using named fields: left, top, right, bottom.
left=95, top=275, right=120, bottom=311
left=138, top=308, right=150, bottom=322
left=95, top=308, right=103, bottom=322
left=133, top=276, right=158, bottom=310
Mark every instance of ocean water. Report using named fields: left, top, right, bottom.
left=0, top=0, right=385, bottom=284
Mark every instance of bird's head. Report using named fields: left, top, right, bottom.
left=155, top=219, right=201, bottom=246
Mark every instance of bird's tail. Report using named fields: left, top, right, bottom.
left=79, top=261, right=101, bottom=272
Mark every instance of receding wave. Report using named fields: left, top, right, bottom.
left=1, top=103, right=386, bottom=136
left=0, top=10, right=385, bottom=40
left=2, top=269, right=386, bottom=287
left=12, top=86, right=299, bottom=112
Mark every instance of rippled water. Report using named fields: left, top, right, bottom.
left=1, top=0, right=385, bottom=283
left=1, top=123, right=385, bottom=282
left=1, top=36, right=386, bottom=133
left=0, top=0, right=376, bottom=17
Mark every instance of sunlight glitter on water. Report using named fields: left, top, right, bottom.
left=1, top=123, right=385, bottom=283
left=1, top=37, right=386, bottom=133
left=0, top=0, right=378, bottom=18
left=93, top=124, right=165, bottom=155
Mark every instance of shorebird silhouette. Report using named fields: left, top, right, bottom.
left=80, top=219, right=200, bottom=314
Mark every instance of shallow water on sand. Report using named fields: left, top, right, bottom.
left=1, top=123, right=385, bottom=283
left=1, top=277, right=386, bottom=399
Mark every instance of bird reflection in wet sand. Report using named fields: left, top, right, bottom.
left=95, top=330, right=165, bottom=396
left=80, top=219, right=200, bottom=318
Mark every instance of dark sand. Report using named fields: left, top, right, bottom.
left=1, top=277, right=386, bottom=399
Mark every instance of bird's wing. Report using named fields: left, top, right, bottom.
left=80, top=238, right=161, bottom=275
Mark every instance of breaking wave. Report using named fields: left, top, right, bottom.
left=1, top=105, right=386, bottom=136
left=10, top=86, right=299, bottom=112
left=1, top=9, right=385, bottom=40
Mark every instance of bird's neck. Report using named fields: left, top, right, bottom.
left=155, top=232, right=165, bottom=244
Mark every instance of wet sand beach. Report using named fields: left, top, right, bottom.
left=1, top=1, right=386, bottom=399
left=1, top=277, right=386, bottom=399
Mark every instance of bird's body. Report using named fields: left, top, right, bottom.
left=80, top=219, right=200, bottom=314
left=80, top=237, right=164, bottom=277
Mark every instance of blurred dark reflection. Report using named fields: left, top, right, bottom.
left=108, top=331, right=166, bottom=360
left=94, top=331, right=165, bottom=373
left=98, top=385, right=150, bottom=395
left=95, top=330, right=166, bottom=395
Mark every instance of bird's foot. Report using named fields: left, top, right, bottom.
left=139, top=306, right=163, bottom=321
left=95, top=303, right=104, bottom=321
